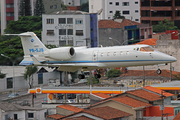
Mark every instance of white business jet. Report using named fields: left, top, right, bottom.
left=8, top=32, right=177, bottom=79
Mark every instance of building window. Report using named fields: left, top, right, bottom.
left=54, top=5, right=57, bottom=9
left=59, top=29, right=66, bottom=35
left=116, top=2, right=119, bottom=6
left=91, top=5, right=93, bottom=9
left=46, top=30, right=54, bottom=35
left=6, top=4, right=14, bottom=8
left=109, top=11, right=113, bottom=13
left=135, top=1, right=138, bottom=4
left=68, top=29, right=73, bottom=35
left=28, top=113, right=34, bottom=118
left=109, top=2, right=112, bottom=5
left=47, top=19, right=54, bottom=24
left=67, top=18, right=73, bottom=24
left=50, top=5, right=53, bottom=9
left=75, top=19, right=83, bottom=24
left=7, top=78, right=13, bottom=89
left=76, top=30, right=83, bottom=36
left=135, top=19, right=139, bottom=21
left=122, top=2, right=129, bottom=6
left=6, top=12, right=14, bottom=16
left=14, top=114, right=18, bottom=120
left=135, top=10, right=138, bottom=13
left=123, top=11, right=130, bottom=15
left=59, top=18, right=66, bottom=24
left=38, top=74, right=43, bottom=84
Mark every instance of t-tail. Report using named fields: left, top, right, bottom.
left=5, top=32, right=48, bottom=65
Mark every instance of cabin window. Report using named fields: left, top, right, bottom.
left=107, top=52, right=110, bottom=56
left=126, top=51, right=129, bottom=55
left=101, top=53, right=103, bottom=57
left=120, top=51, right=123, bottom=55
left=140, top=47, right=154, bottom=52
left=113, top=52, right=116, bottom=56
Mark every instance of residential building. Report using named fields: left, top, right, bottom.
left=0, top=66, right=63, bottom=92
left=0, top=0, right=36, bottom=35
left=89, top=0, right=140, bottom=22
left=90, top=92, right=111, bottom=104
left=62, top=0, right=88, bottom=6
left=61, top=106, right=133, bottom=120
left=140, top=0, right=180, bottom=27
left=42, top=10, right=98, bottom=47
left=43, top=0, right=62, bottom=14
left=98, top=19, right=152, bottom=46
left=0, top=102, right=47, bottom=120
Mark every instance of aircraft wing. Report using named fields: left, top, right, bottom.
left=20, top=56, right=106, bottom=72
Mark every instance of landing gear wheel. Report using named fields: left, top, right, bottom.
left=157, top=69, right=161, bottom=75
left=95, top=74, right=101, bottom=79
left=78, top=74, right=85, bottom=79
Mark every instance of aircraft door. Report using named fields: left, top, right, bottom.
left=93, top=51, right=98, bottom=61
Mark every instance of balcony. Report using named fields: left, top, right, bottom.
left=6, top=16, right=14, bottom=21
left=6, top=8, right=14, bottom=12
left=6, top=0, right=14, bottom=4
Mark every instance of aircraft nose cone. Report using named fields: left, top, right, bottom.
left=170, top=56, right=177, bottom=62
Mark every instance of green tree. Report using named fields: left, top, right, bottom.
left=81, top=2, right=89, bottom=12
left=62, top=4, right=67, bottom=10
left=153, top=19, right=178, bottom=33
left=87, top=76, right=99, bottom=84
left=24, top=66, right=38, bottom=107
left=0, top=71, right=5, bottom=79
left=106, top=69, right=122, bottom=78
left=113, top=11, right=125, bottom=19
left=34, top=0, right=45, bottom=16
left=19, top=0, right=32, bottom=16
left=0, top=36, right=23, bottom=65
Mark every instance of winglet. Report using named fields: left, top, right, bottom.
left=30, top=55, right=42, bottom=65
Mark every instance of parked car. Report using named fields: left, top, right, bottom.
left=8, top=93, right=19, bottom=98
left=42, top=98, right=48, bottom=103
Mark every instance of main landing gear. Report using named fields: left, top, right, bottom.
left=157, top=68, right=161, bottom=75
left=95, top=74, right=101, bottom=79
left=78, top=74, right=85, bottom=79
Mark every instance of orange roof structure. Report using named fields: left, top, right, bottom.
left=173, top=112, right=180, bottom=120
left=92, top=93, right=111, bottom=99
left=143, top=86, right=174, bottom=97
left=46, top=114, right=64, bottom=119
left=126, top=89, right=161, bottom=101
left=134, top=38, right=157, bottom=45
left=64, top=116, right=93, bottom=120
left=98, top=19, right=140, bottom=29
left=120, top=69, right=179, bottom=79
left=112, top=96, right=151, bottom=108
left=57, top=104, right=82, bottom=112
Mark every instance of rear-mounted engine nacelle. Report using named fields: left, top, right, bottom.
left=45, top=47, right=75, bottom=60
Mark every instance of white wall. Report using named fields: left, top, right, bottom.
left=89, top=0, right=140, bottom=22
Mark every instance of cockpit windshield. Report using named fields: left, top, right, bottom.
left=140, top=47, right=154, bottom=52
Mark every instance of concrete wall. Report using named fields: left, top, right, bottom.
left=56, top=107, right=74, bottom=116
left=99, top=28, right=127, bottom=47
left=129, top=40, right=180, bottom=72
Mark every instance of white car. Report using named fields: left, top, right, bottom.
left=8, top=93, right=19, bottom=98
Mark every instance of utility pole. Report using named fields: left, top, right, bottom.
left=143, top=66, right=145, bottom=86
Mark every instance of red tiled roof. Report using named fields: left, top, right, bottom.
left=173, top=112, right=180, bottom=120
left=143, top=86, right=174, bottom=97
left=46, top=114, right=64, bottom=119
left=64, top=116, right=93, bottom=120
left=112, top=96, right=151, bottom=108
left=98, top=19, right=140, bottom=28
left=83, top=106, right=132, bottom=119
left=126, top=89, right=161, bottom=101
left=57, top=104, right=82, bottom=112
left=120, top=69, right=179, bottom=78
left=134, top=38, right=157, bottom=45
left=92, top=93, right=111, bottom=99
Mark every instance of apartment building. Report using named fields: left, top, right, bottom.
left=0, top=0, right=36, bottom=35
left=42, top=10, right=98, bottom=47
left=89, top=0, right=140, bottom=22
left=141, top=0, right=180, bottom=26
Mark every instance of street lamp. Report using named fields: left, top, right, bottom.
left=109, top=37, right=121, bottom=45
left=1, top=54, right=15, bottom=93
